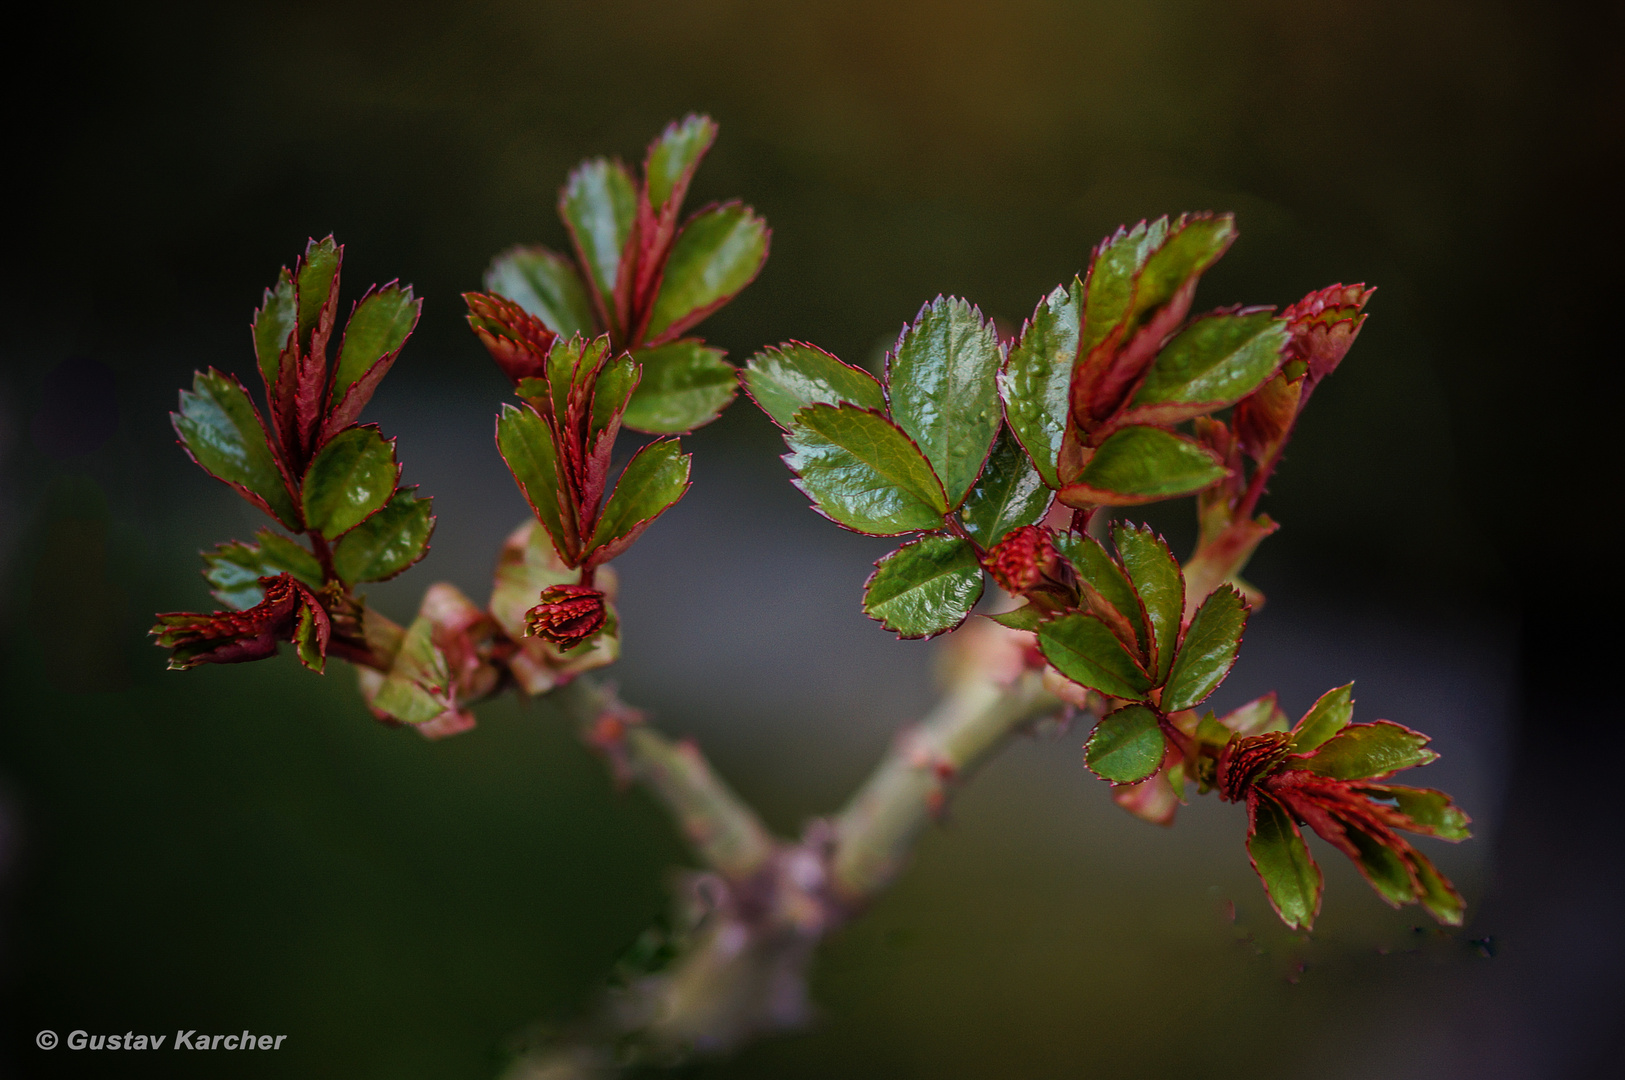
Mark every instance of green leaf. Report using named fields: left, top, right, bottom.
left=784, top=403, right=948, bottom=535
left=1248, top=792, right=1323, bottom=930
left=485, top=246, right=597, bottom=339
left=645, top=114, right=717, bottom=212
left=370, top=615, right=452, bottom=725
left=300, top=425, right=399, bottom=540
left=1368, top=785, right=1471, bottom=841
left=1411, top=850, right=1466, bottom=925
left=1085, top=703, right=1167, bottom=783
left=1066, top=425, right=1226, bottom=505
left=1082, top=219, right=1169, bottom=357
left=296, top=236, right=342, bottom=352
left=332, top=487, right=435, bottom=585
left=863, top=535, right=984, bottom=638
left=886, top=296, right=1004, bottom=508
left=293, top=601, right=325, bottom=673
left=958, top=426, right=1051, bottom=544
left=252, top=268, right=296, bottom=389
left=1037, top=612, right=1152, bottom=701
left=1289, top=683, right=1355, bottom=753
left=1000, top=278, right=1081, bottom=489
left=589, top=438, right=691, bottom=560
left=1053, top=531, right=1146, bottom=653
left=1129, top=310, right=1288, bottom=420
left=173, top=369, right=301, bottom=528
left=1299, top=721, right=1438, bottom=780
left=743, top=342, right=886, bottom=430
left=201, top=532, right=323, bottom=609
left=1162, top=585, right=1247, bottom=711
left=1129, top=215, right=1236, bottom=327
left=645, top=202, right=769, bottom=342
left=496, top=402, right=567, bottom=559
left=331, top=284, right=420, bottom=410
left=590, top=353, right=640, bottom=439
left=1112, top=524, right=1183, bottom=683
left=1344, top=826, right=1418, bottom=906
left=560, top=158, right=638, bottom=321
left=988, top=604, right=1046, bottom=631
left=622, top=340, right=737, bottom=433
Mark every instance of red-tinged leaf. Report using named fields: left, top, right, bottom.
left=1053, top=530, right=1148, bottom=658
left=252, top=267, right=296, bottom=395
left=1288, top=683, right=1355, bottom=753
left=642, top=202, right=769, bottom=345
left=783, top=403, right=949, bottom=535
left=1282, top=283, right=1374, bottom=385
left=295, top=235, right=343, bottom=361
left=496, top=402, right=574, bottom=564
left=863, top=534, right=984, bottom=639
left=626, top=115, right=719, bottom=340
left=1120, top=309, right=1289, bottom=427
left=172, top=369, right=302, bottom=529
left=560, top=157, right=638, bottom=339
left=1162, top=585, right=1248, bottom=712
left=300, top=425, right=400, bottom=541
left=1037, top=611, right=1152, bottom=701
left=322, top=282, right=420, bottom=438
left=585, top=438, right=691, bottom=566
left=1247, top=789, right=1323, bottom=930
left=1000, top=278, right=1081, bottom=489
left=1233, top=369, right=1304, bottom=463
left=485, top=245, right=598, bottom=339
left=622, top=339, right=736, bottom=434
left=1059, top=425, right=1228, bottom=507
left=1356, top=784, right=1472, bottom=841
left=1113, top=766, right=1182, bottom=826
left=1294, top=720, right=1438, bottom=780
left=742, top=341, right=886, bottom=431
left=1215, top=692, right=1290, bottom=738
left=1111, top=523, right=1183, bottom=683
left=466, top=291, right=558, bottom=386
left=201, top=531, right=323, bottom=609
left=151, top=572, right=328, bottom=671
left=1410, top=848, right=1467, bottom=925
left=331, top=487, right=435, bottom=585
left=1085, top=703, right=1168, bottom=783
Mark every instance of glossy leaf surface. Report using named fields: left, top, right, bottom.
left=622, top=340, right=736, bottom=433
left=252, top=269, right=296, bottom=389
left=886, top=297, right=1003, bottom=508
left=1054, top=531, right=1144, bottom=651
left=1000, top=279, right=1081, bottom=489
left=561, top=159, right=638, bottom=322
left=1069, top=425, right=1226, bottom=504
left=295, top=236, right=342, bottom=351
left=784, top=404, right=947, bottom=535
left=331, top=284, right=420, bottom=408
left=1112, top=524, right=1182, bottom=681
left=645, top=203, right=768, bottom=342
left=645, top=114, right=716, bottom=211
left=1162, top=585, right=1247, bottom=711
left=589, top=438, right=691, bottom=556
left=1128, top=311, right=1288, bottom=418
left=743, top=343, right=885, bottom=430
left=1375, top=785, right=1472, bottom=840
left=332, top=487, right=435, bottom=584
left=1085, top=703, right=1166, bottom=783
left=496, top=403, right=566, bottom=557
left=202, top=533, right=323, bottom=609
left=301, top=425, right=398, bottom=540
left=1290, top=683, right=1355, bottom=753
left=1249, top=792, right=1323, bottom=930
left=485, top=246, right=597, bottom=339
left=1038, top=612, right=1151, bottom=701
left=958, top=426, right=1051, bottom=544
left=1299, top=721, right=1437, bottom=780
left=173, top=369, right=300, bottom=528
left=863, top=535, right=984, bottom=638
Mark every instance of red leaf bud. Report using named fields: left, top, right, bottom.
left=524, top=584, right=607, bottom=648
left=982, top=526, right=1079, bottom=609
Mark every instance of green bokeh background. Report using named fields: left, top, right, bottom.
left=3, top=1, right=1620, bottom=1077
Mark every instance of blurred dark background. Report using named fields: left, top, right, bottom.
left=2, top=1, right=1621, bottom=1077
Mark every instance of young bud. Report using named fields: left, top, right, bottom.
left=1215, top=731, right=1292, bottom=802
left=982, top=526, right=1079, bottom=611
left=525, top=584, right=607, bottom=648
left=464, top=292, right=558, bottom=385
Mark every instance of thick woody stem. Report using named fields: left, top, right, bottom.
left=830, top=668, right=1061, bottom=902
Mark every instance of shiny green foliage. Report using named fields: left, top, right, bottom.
left=1085, top=704, right=1166, bottom=783
left=621, top=340, right=738, bottom=433
left=1112, top=524, right=1182, bottom=682
left=484, top=247, right=596, bottom=339
left=589, top=439, right=692, bottom=559
left=958, top=427, right=1051, bottom=544
left=742, top=343, right=886, bottom=430
left=863, top=535, right=984, bottom=638
left=645, top=203, right=770, bottom=343
left=1038, top=612, right=1151, bottom=701
left=1248, top=794, right=1322, bottom=930
left=331, top=487, right=435, bottom=585
left=1126, top=311, right=1288, bottom=421
left=201, top=532, right=323, bottom=609
left=300, top=426, right=399, bottom=540
left=1161, top=586, right=1247, bottom=712
left=173, top=369, right=300, bottom=528
left=1000, top=279, right=1081, bottom=489
left=1053, top=532, right=1143, bottom=652
left=784, top=404, right=947, bottom=534
left=332, top=284, right=420, bottom=408
left=885, top=297, right=1004, bottom=508
left=645, top=114, right=717, bottom=212
left=294, top=236, right=341, bottom=351
left=1071, top=426, right=1226, bottom=504
left=1289, top=683, right=1355, bottom=752
left=1374, top=786, right=1472, bottom=840
left=561, top=158, right=638, bottom=325
left=1297, top=722, right=1438, bottom=779
left=252, top=268, right=296, bottom=388
left=495, top=403, right=565, bottom=548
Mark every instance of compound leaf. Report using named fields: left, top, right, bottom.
left=743, top=342, right=885, bottom=430
left=784, top=404, right=947, bottom=535
left=622, top=340, right=737, bottom=433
